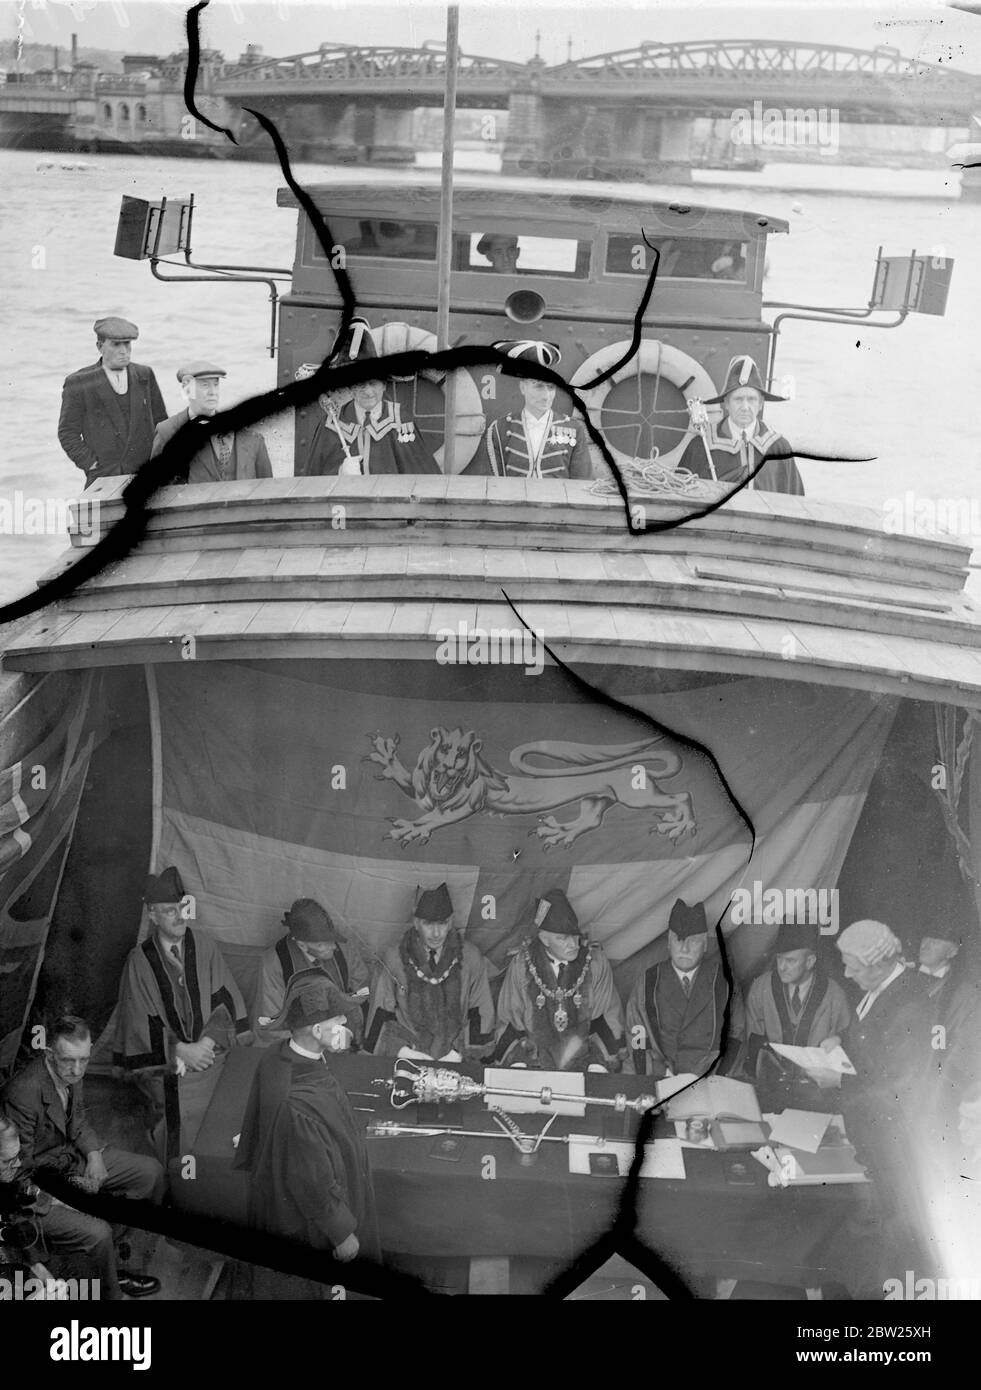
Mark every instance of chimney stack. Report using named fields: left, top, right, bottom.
left=71, top=33, right=78, bottom=70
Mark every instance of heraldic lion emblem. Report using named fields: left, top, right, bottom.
left=365, top=728, right=696, bottom=849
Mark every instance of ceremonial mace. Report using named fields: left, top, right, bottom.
left=380, top=1058, right=660, bottom=1116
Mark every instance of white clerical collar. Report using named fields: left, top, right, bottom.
left=856, top=961, right=905, bottom=1020
left=289, top=1039, right=323, bottom=1060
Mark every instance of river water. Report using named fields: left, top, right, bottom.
left=0, top=146, right=979, bottom=605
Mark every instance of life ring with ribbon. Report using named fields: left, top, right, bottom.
left=570, top=339, right=720, bottom=472
left=370, top=321, right=485, bottom=472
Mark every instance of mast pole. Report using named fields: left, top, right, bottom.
left=436, top=5, right=460, bottom=473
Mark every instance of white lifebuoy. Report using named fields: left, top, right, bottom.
left=370, top=322, right=485, bottom=472
left=570, top=340, right=720, bottom=473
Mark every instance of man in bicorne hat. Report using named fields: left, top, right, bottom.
left=745, top=922, right=850, bottom=1103
left=58, top=316, right=168, bottom=486
left=150, top=362, right=272, bottom=483
left=255, top=898, right=370, bottom=1049
left=677, top=354, right=804, bottom=496
left=300, top=316, right=441, bottom=477
left=626, top=899, right=746, bottom=1079
left=235, top=969, right=379, bottom=1283
left=494, top=888, right=625, bottom=1072
left=113, top=866, right=252, bottom=1161
left=364, top=883, right=495, bottom=1062
left=463, top=340, right=592, bottom=480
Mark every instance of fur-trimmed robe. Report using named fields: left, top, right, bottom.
left=494, top=938, right=625, bottom=1072
left=677, top=417, right=804, bottom=495
left=626, top=956, right=746, bottom=1078
left=364, top=928, right=495, bottom=1061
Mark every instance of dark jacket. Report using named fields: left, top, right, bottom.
left=58, top=361, right=167, bottom=484
left=1, top=1057, right=100, bottom=1177
left=151, top=408, right=273, bottom=483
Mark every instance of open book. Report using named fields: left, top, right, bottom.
left=663, top=1076, right=763, bottom=1123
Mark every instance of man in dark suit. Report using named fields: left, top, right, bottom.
left=1, top=1014, right=164, bottom=1299
left=151, top=362, right=273, bottom=483
left=57, top=316, right=168, bottom=487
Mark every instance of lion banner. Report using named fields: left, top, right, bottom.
left=151, top=658, right=894, bottom=1004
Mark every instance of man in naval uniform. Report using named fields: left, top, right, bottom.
left=113, top=866, right=253, bottom=1162
left=57, top=316, right=168, bottom=486
left=626, top=898, right=746, bottom=1079
left=677, top=354, right=804, bottom=496
left=463, top=340, right=593, bottom=480
left=493, top=888, right=626, bottom=1072
left=150, top=362, right=272, bottom=483
left=300, top=317, right=440, bottom=477
left=254, top=898, right=370, bottom=1049
left=364, top=883, right=495, bottom=1062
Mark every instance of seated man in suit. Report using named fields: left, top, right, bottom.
left=1, top=1015, right=163, bottom=1300
left=150, top=362, right=272, bottom=482
left=57, top=316, right=168, bottom=486
left=254, top=898, right=370, bottom=1049
left=745, top=921, right=851, bottom=1105
left=463, top=340, right=592, bottom=480
left=494, top=888, right=625, bottom=1072
left=626, top=898, right=746, bottom=1079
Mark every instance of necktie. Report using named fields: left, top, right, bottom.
left=169, top=943, right=183, bottom=978
left=682, top=974, right=692, bottom=998
left=790, top=985, right=800, bottom=1012
left=428, top=950, right=438, bottom=975
left=214, top=434, right=233, bottom=479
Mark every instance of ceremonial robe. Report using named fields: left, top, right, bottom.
left=745, top=967, right=850, bottom=1054
left=677, top=418, right=804, bottom=495
left=300, top=396, right=440, bottom=476
left=626, top=957, right=746, bottom=1078
left=364, top=929, right=495, bottom=1061
left=113, top=928, right=250, bottom=1158
left=254, top=934, right=371, bottom=1047
left=234, top=1041, right=379, bottom=1261
left=463, top=409, right=592, bottom=480
left=494, top=937, right=625, bottom=1071
left=150, top=408, right=272, bottom=482
left=58, top=362, right=168, bottom=485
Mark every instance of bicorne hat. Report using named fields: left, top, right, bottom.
left=330, top=316, right=378, bottom=365
left=492, top=339, right=562, bottom=370
left=283, top=899, right=338, bottom=943
left=263, top=968, right=350, bottom=1033
left=414, top=882, right=453, bottom=924
left=534, top=887, right=581, bottom=937
left=705, top=354, right=786, bottom=405
left=144, top=866, right=185, bottom=906
left=668, top=898, right=708, bottom=938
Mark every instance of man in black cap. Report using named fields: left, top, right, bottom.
left=463, top=340, right=592, bottom=480
left=255, top=899, right=370, bottom=1049
left=626, top=898, right=746, bottom=1078
left=150, top=362, right=272, bottom=483
left=744, top=922, right=851, bottom=1102
left=494, top=888, right=625, bottom=1072
left=57, top=316, right=168, bottom=486
left=235, top=969, right=378, bottom=1287
left=917, top=925, right=981, bottom=1112
left=677, top=354, right=804, bottom=495
left=113, top=866, right=252, bottom=1161
left=364, top=883, right=495, bottom=1062
left=300, top=317, right=441, bottom=477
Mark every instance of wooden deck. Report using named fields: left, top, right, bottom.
left=4, top=477, right=981, bottom=707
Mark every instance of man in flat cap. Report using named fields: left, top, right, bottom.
left=494, top=888, right=625, bottom=1072
left=58, top=317, right=168, bottom=486
left=626, top=898, right=746, bottom=1079
left=301, top=317, right=440, bottom=477
left=464, top=340, right=592, bottom=480
left=678, top=354, right=804, bottom=496
left=113, top=866, right=252, bottom=1162
left=255, top=899, right=370, bottom=1049
left=150, top=362, right=272, bottom=483
left=235, top=969, right=379, bottom=1286
left=744, top=922, right=851, bottom=1104
left=364, top=883, right=495, bottom=1062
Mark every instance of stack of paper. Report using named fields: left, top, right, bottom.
left=771, top=1043, right=856, bottom=1088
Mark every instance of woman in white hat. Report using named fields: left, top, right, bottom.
left=677, top=354, right=804, bottom=496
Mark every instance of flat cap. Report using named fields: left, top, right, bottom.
left=94, top=316, right=139, bottom=340
left=177, top=361, right=226, bottom=383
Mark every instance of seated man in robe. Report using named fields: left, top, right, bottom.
left=300, top=317, right=440, bottom=477
left=493, top=888, right=625, bottom=1072
left=114, top=866, right=252, bottom=1162
left=677, top=354, right=804, bottom=496
left=463, top=340, right=592, bottom=481
left=364, top=883, right=496, bottom=1063
left=235, top=970, right=379, bottom=1291
left=254, top=898, right=369, bottom=1049
left=745, top=922, right=851, bottom=1105
left=626, top=898, right=746, bottom=1079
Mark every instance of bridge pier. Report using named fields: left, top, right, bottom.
left=504, top=97, right=693, bottom=182
left=364, top=105, right=416, bottom=165
left=500, top=91, right=545, bottom=174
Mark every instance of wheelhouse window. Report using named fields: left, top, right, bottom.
left=320, top=217, right=439, bottom=261
left=606, top=234, right=750, bottom=283
left=456, top=232, right=590, bottom=279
